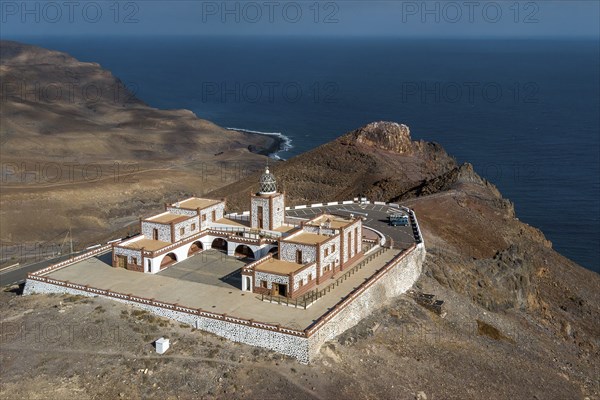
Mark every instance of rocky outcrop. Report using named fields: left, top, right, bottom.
left=348, top=121, right=413, bottom=153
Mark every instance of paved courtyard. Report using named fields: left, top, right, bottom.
left=46, top=247, right=402, bottom=330
left=157, top=249, right=246, bottom=289
left=42, top=203, right=418, bottom=330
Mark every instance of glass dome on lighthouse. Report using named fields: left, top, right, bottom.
left=258, top=166, right=277, bottom=195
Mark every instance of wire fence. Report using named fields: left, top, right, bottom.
left=259, top=246, right=391, bottom=309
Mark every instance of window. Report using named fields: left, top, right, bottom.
left=308, top=273, right=313, bottom=281
left=180, top=227, right=185, bottom=236
left=191, top=223, right=196, bottom=231
left=212, top=210, right=216, bottom=221
left=132, top=257, right=137, bottom=265
left=299, top=279, right=304, bottom=287
left=332, top=244, right=336, bottom=252
left=202, top=214, right=207, bottom=222
left=296, top=250, right=303, bottom=264
left=261, top=280, right=268, bottom=288
left=325, top=248, right=329, bottom=257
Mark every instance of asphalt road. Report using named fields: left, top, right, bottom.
left=0, top=251, right=86, bottom=286
left=285, top=203, right=418, bottom=250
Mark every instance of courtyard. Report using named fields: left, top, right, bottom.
left=45, top=245, right=402, bottom=330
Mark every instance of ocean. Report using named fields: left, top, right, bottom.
left=9, top=36, right=600, bottom=272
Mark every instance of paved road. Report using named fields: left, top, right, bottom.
left=0, top=251, right=86, bottom=286
left=285, top=203, right=418, bottom=250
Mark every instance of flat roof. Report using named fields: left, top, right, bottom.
left=255, top=258, right=304, bottom=275
left=215, top=217, right=250, bottom=228
left=274, top=224, right=297, bottom=233
left=174, top=197, right=221, bottom=210
left=285, top=232, right=330, bottom=245
left=306, top=214, right=354, bottom=229
left=147, top=212, right=191, bottom=224
left=121, top=238, right=171, bottom=251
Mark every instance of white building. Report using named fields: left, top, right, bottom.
left=112, top=166, right=363, bottom=298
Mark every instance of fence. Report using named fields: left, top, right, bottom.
left=28, top=243, right=115, bottom=277
left=26, top=272, right=307, bottom=337
left=300, top=246, right=391, bottom=304
left=26, top=241, right=419, bottom=341
left=305, top=243, right=417, bottom=336
left=259, top=246, right=391, bottom=309
left=25, top=198, right=423, bottom=344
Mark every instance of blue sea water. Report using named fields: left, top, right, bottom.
left=10, top=36, right=600, bottom=272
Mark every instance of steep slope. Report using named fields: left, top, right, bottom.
left=0, top=41, right=597, bottom=399
left=210, top=122, right=457, bottom=209
left=209, top=121, right=599, bottom=398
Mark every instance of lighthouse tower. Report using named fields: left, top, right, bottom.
left=250, top=166, right=285, bottom=231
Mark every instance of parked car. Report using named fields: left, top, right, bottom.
left=389, top=213, right=409, bottom=226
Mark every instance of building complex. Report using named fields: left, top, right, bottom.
left=112, top=167, right=364, bottom=299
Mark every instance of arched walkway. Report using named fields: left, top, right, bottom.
left=268, top=246, right=278, bottom=256
left=160, top=253, right=177, bottom=270
left=188, top=241, right=203, bottom=256
left=234, top=244, right=255, bottom=259
left=212, top=238, right=227, bottom=252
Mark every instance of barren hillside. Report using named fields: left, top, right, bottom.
left=0, top=42, right=598, bottom=400
left=0, top=41, right=275, bottom=255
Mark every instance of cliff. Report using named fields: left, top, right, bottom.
left=1, top=42, right=598, bottom=399
left=208, top=120, right=599, bottom=398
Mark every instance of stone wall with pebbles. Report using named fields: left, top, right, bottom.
left=23, top=243, right=424, bottom=364
left=254, top=271, right=289, bottom=289
left=307, top=243, right=425, bottom=359
left=23, top=279, right=311, bottom=363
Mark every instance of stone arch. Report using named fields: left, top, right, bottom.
left=234, top=244, right=255, bottom=259
left=187, top=241, right=203, bottom=256
left=212, top=238, right=227, bottom=252
left=160, top=253, right=177, bottom=270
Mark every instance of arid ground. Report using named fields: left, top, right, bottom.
left=0, top=41, right=598, bottom=400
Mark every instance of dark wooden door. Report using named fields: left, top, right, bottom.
left=116, top=255, right=127, bottom=268
left=257, top=206, right=263, bottom=229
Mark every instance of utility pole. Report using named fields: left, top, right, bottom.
left=69, top=226, right=73, bottom=258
